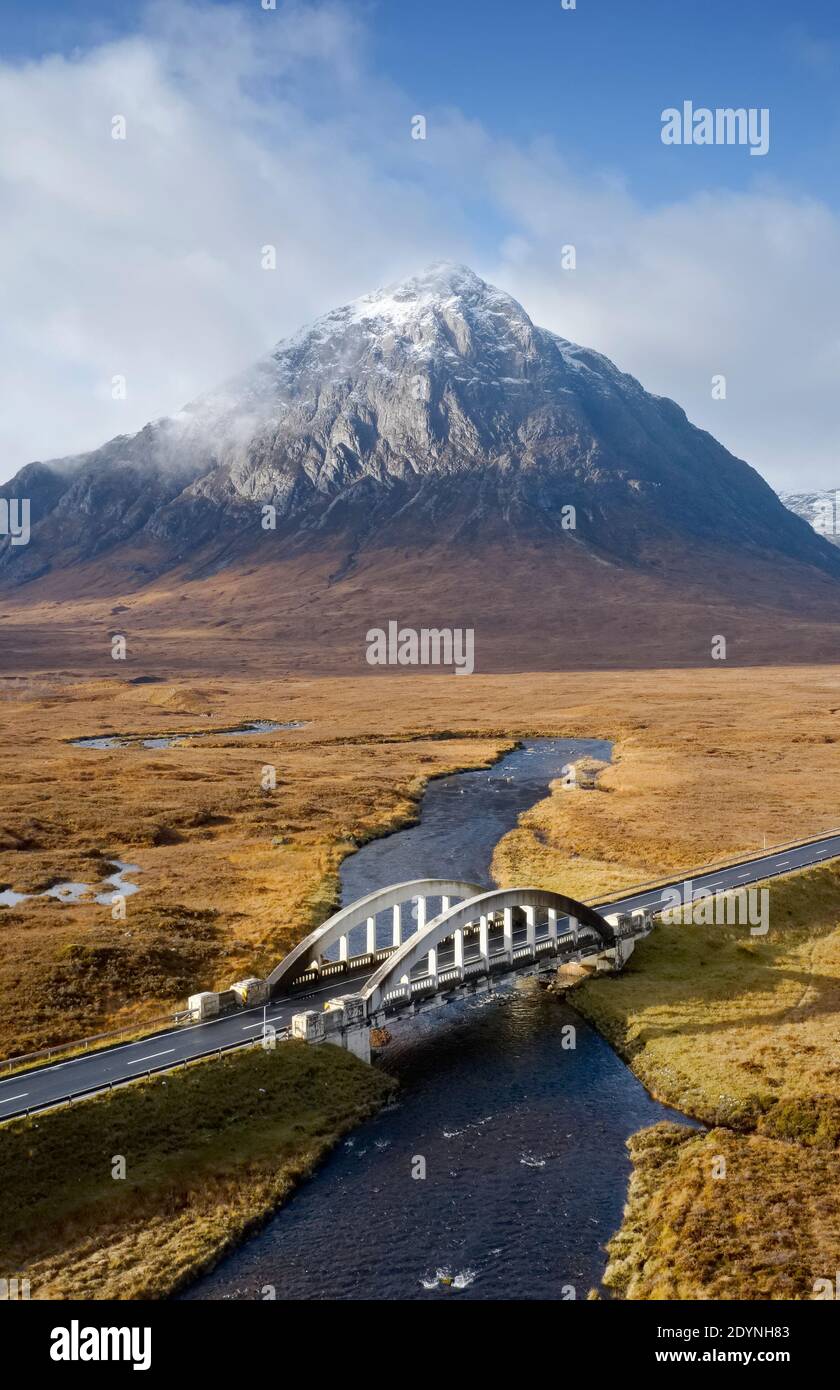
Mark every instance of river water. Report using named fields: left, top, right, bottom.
left=71, top=719, right=304, bottom=750
left=184, top=738, right=689, bottom=1301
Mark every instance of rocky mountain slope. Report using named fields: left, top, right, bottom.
left=2, top=264, right=839, bottom=672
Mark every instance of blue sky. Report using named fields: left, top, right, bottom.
left=1, top=0, right=839, bottom=488
left=5, top=0, right=839, bottom=205
left=378, top=0, right=840, bottom=206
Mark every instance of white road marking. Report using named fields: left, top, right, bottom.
left=125, top=1049, right=175, bottom=1067
left=0, top=1093, right=28, bottom=1105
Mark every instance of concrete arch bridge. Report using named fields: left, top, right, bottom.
left=267, top=879, right=652, bottom=1061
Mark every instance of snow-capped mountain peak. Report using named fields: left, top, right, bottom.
left=2, top=265, right=837, bottom=587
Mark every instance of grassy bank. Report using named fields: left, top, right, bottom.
left=603, top=1123, right=840, bottom=1300
left=568, top=864, right=840, bottom=1298
left=0, top=1040, right=394, bottom=1300
left=573, top=863, right=840, bottom=1137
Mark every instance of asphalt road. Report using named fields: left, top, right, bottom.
left=2, top=831, right=838, bottom=1121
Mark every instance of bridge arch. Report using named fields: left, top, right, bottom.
left=266, top=878, right=484, bottom=995
left=360, top=887, right=615, bottom=1014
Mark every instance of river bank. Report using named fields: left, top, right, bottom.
left=0, top=1041, right=393, bottom=1300
left=503, top=820, right=840, bottom=1298
left=183, top=985, right=690, bottom=1302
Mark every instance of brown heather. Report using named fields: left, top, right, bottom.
left=2, top=663, right=840, bottom=1297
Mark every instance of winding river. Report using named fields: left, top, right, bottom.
left=184, top=738, right=690, bottom=1301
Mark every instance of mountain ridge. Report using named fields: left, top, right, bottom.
left=3, top=261, right=836, bottom=581
left=2, top=263, right=839, bottom=674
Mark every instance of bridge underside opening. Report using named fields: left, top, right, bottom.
left=318, top=892, right=466, bottom=964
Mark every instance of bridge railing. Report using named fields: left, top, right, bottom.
left=375, top=923, right=616, bottom=1017
left=288, top=944, right=399, bottom=992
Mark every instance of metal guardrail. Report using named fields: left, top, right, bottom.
left=588, top=827, right=840, bottom=911
left=9, top=1027, right=292, bottom=1122
left=662, top=861, right=817, bottom=912
left=1, top=1011, right=185, bottom=1075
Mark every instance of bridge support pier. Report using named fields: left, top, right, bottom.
left=392, top=903, right=401, bottom=947
left=336, top=1022, right=371, bottom=1063
left=366, top=915, right=376, bottom=955
left=613, top=934, right=635, bottom=969
left=302, top=994, right=372, bottom=1064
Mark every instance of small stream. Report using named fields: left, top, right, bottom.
left=71, top=719, right=304, bottom=749
left=183, top=738, right=690, bottom=1301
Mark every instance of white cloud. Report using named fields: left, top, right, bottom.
left=1, top=0, right=838, bottom=492
left=0, top=1, right=459, bottom=478
left=482, top=151, right=840, bottom=491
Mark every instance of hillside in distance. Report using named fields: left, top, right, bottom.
left=779, top=490, right=840, bottom=548
left=2, top=263, right=839, bottom=675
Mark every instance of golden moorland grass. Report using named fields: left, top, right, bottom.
left=0, top=1039, right=393, bottom=1300
left=496, top=784, right=840, bottom=1298
left=573, top=864, right=840, bottom=1137
left=602, top=1123, right=840, bottom=1301
left=2, top=664, right=840, bottom=1059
